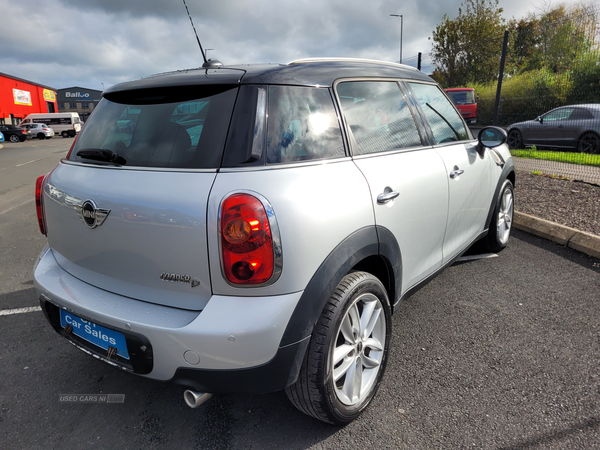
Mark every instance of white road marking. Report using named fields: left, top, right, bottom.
left=16, top=159, right=42, bottom=167
left=0, top=198, right=34, bottom=216
left=0, top=306, right=42, bottom=316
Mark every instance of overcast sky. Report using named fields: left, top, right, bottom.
left=1, top=0, right=584, bottom=91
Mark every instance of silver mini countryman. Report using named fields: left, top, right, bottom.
left=34, top=58, right=515, bottom=424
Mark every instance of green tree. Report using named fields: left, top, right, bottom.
left=431, top=0, right=506, bottom=87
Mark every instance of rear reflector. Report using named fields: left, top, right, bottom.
left=35, top=175, right=46, bottom=235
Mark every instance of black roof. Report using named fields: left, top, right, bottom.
left=104, top=59, right=433, bottom=95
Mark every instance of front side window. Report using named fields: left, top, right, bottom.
left=266, top=86, right=344, bottom=164
left=409, top=83, right=469, bottom=144
left=336, top=81, right=421, bottom=155
left=544, top=108, right=573, bottom=122
left=69, top=86, right=238, bottom=169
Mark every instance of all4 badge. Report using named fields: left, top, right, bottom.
left=160, top=273, right=201, bottom=288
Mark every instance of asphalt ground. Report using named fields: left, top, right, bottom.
left=1, top=138, right=599, bottom=449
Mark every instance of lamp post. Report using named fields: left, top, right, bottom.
left=389, top=14, right=403, bottom=64
left=101, top=83, right=105, bottom=91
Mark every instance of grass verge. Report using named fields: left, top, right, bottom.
left=510, top=149, right=600, bottom=167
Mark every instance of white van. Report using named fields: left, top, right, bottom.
left=21, top=113, right=82, bottom=138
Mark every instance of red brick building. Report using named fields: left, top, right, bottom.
left=0, top=72, right=58, bottom=125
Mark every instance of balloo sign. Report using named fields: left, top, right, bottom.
left=65, top=92, right=90, bottom=98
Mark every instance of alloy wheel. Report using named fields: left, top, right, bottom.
left=331, top=292, right=386, bottom=406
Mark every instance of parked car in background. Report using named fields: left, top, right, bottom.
left=34, top=58, right=515, bottom=425
left=445, top=87, right=477, bottom=124
left=507, top=104, right=600, bottom=154
left=0, top=124, right=32, bottom=142
left=20, top=112, right=81, bottom=138
left=0, top=130, right=4, bottom=149
left=21, top=123, right=55, bottom=140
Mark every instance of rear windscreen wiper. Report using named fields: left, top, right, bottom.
left=76, top=148, right=127, bottom=165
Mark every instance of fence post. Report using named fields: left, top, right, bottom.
left=493, top=30, right=509, bottom=126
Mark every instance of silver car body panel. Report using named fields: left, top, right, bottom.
left=434, top=141, right=493, bottom=264
left=352, top=147, right=448, bottom=292
left=34, top=245, right=302, bottom=376
left=44, top=162, right=215, bottom=311
left=208, top=158, right=375, bottom=296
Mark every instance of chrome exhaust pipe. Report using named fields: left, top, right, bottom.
left=183, top=390, right=212, bottom=408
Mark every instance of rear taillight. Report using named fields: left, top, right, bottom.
left=220, top=193, right=281, bottom=286
left=35, top=175, right=47, bottom=235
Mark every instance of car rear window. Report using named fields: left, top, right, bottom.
left=69, top=86, right=238, bottom=169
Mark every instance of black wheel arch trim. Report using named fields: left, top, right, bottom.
left=279, top=225, right=402, bottom=347
left=484, top=159, right=515, bottom=231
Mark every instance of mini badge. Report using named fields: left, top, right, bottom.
left=77, top=200, right=110, bottom=229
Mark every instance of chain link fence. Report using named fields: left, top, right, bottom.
left=477, top=5, right=600, bottom=184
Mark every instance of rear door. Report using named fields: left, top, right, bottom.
left=43, top=84, right=239, bottom=311
left=336, top=80, right=449, bottom=292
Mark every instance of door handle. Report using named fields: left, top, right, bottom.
left=377, top=191, right=399, bottom=204
left=450, top=166, right=464, bottom=179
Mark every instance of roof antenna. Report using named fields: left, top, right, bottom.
left=182, top=0, right=222, bottom=68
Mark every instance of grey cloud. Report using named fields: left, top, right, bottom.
left=0, top=0, right=584, bottom=90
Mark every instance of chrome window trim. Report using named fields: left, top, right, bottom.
left=217, top=190, right=283, bottom=289
left=251, top=87, right=267, bottom=161
left=220, top=156, right=353, bottom=172
left=60, top=160, right=219, bottom=173
left=349, top=144, right=429, bottom=160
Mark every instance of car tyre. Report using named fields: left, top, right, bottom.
left=37, top=133, right=45, bottom=140
left=507, top=129, right=523, bottom=150
left=577, top=132, right=599, bottom=154
left=285, top=271, right=391, bottom=424
left=9, top=134, right=20, bottom=143
left=61, top=131, right=69, bottom=138
left=480, top=179, right=514, bottom=253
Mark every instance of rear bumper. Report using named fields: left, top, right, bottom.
left=34, top=245, right=306, bottom=392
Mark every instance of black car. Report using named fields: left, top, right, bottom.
left=507, top=104, right=600, bottom=154
left=0, top=124, right=32, bottom=143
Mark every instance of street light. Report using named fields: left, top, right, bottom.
left=101, top=82, right=105, bottom=91
left=389, top=14, right=403, bottom=64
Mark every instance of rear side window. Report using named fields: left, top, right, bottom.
left=336, top=81, right=422, bottom=155
left=409, top=83, right=469, bottom=144
left=266, top=86, right=344, bottom=164
left=69, top=86, right=238, bottom=169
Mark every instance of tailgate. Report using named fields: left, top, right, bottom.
left=44, top=162, right=215, bottom=311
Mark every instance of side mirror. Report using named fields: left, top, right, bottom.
left=536, top=116, right=542, bottom=123
left=476, top=126, right=507, bottom=157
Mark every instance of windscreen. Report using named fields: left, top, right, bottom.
left=69, top=86, right=238, bottom=169
left=447, top=90, right=475, bottom=105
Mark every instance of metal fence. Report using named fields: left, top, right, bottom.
left=405, top=5, right=600, bottom=184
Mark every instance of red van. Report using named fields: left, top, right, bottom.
left=445, top=88, right=477, bottom=124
